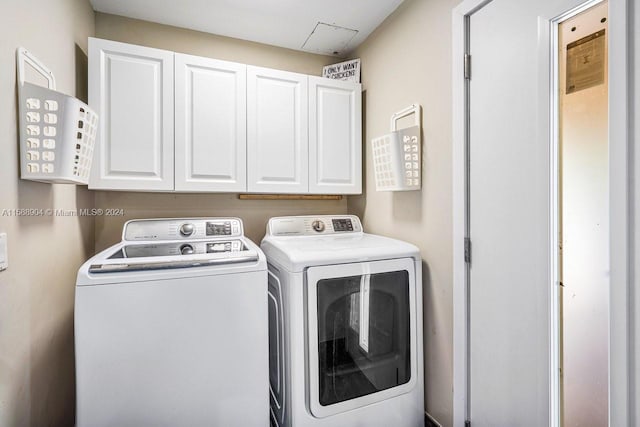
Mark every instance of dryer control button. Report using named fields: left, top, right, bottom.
left=312, top=220, right=325, bottom=233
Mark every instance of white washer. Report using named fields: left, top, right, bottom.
left=75, top=218, right=268, bottom=427
left=261, top=215, right=424, bottom=427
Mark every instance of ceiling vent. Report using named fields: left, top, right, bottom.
left=301, top=22, right=358, bottom=56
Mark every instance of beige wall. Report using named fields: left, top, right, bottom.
left=93, top=13, right=347, bottom=250
left=94, top=192, right=345, bottom=251
left=95, top=12, right=336, bottom=75
left=0, top=0, right=95, bottom=425
left=349, top=0, right=460, bottom=425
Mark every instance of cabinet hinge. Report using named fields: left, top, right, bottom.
left=464, top=237, right=472, bottom=264
left=464, top=53, right=472, bottom=80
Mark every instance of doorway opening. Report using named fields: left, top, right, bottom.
left=555, top=2, right=609, bottom=425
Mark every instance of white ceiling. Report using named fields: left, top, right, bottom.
left=89, top=0, right=405, bottom=57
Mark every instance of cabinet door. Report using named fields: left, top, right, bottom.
left=308, top=77, right=362, bottom=194
left=89, top=38, right=174, bottom=191
left=247, top=66, right=308, bottom=193
left=175, top=54, right=247, bottom=192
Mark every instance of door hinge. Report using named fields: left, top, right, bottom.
left=464, top=237, right=472, bottom=264
left=465, top=420, right=471, bottom=427
left=464, top=53, right=472, bottom=80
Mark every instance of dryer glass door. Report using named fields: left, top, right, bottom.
left=306, top=258, right=417, bottom=418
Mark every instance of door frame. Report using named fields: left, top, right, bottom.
left=451, top=0, right=631, bottom=426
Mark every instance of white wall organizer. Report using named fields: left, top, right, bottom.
left=17, top=47, right=98, bottom=184
left=371, top=104, right=422, bottom=191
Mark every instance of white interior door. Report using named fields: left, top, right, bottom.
left=174, top=54, right=247, bottom=192
left=466, top=0, right=590, bottom=425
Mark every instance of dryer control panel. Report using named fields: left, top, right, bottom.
left=267, top=215, right=363, bottom=237
left=123, top=218, right=244, bottom=242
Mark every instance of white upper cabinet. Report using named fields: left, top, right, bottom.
left=88, top=38, right=362, bottom=194
left=247, top=66, right=309, bottom=194
left=89, top=38, right=174, bottom=191
left=308, top=77, right=362, bottom=194
left=175, top=54, right=247, bottom=192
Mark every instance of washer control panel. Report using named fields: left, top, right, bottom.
left=267, top=215, right=362, bottom=237
left=123, top=218, right=243, bottom=242
left=331, top=218, right=355, bottom=232
left=206, top=220, right=236, bottom=237
left=113, top=240, right=246, bottom=258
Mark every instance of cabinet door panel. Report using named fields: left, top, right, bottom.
left=247, top=66, right=308, bottom=193
left=89, top=38, right=174, bottom=191
left=175, top=54, right=246, bottom=192
left=309, top=77, right=362, bottom=194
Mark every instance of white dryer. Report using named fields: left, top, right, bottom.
left=75, top=218, right=268, bottom=427
left=261, top=215, right=424, bottom=427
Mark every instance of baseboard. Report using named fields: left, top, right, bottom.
left=424, top=411, right=442, bottom=427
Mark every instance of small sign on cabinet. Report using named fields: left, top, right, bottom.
left=322, top=59, right=360, bottom=83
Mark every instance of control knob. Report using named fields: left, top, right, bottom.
left=180, top=244, right=194, bottom=255
left=179, top=223, right=195, bottom=237
left=311, top=220, right=325, bottom=233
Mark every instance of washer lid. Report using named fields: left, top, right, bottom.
left=77, top=232, right=267, bottom=286
left=261, top=232, right=419, bottom=272
left=87, top=239, right=258, bottom=274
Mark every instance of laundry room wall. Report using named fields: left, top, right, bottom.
left=348, top=0, right=461, bottom=425
left=0, top=0, right=95, bottom=425
left=92, top=13, right=347, bottom=250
